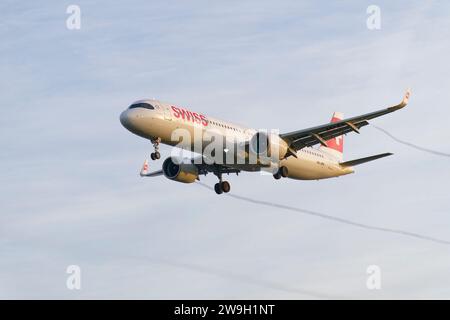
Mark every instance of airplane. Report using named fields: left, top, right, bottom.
left=120, top=90, right=411, bottom=194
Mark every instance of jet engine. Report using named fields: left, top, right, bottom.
left=249, top=131, right=289, bottom=160
left=162, top=157, right=199, bottom=183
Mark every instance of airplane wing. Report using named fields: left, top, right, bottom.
left=141, top=170, right=164, bottom=177
left=139, top=157, right=240, bottom=179
left=279, top=90, right=411, bottom=152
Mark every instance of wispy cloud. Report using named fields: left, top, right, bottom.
left=1, top=0, right=450, bottom=299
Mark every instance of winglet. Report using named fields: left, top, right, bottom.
left=140, top=159, right=149, bottom=177
left=399, top=89, right=411, bottom=108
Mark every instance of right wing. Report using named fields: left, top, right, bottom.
left=139, top=157, right=240, bottom=179
left=280, top=90, right=411, bottom=152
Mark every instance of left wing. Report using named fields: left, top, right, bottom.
left=280, top=90, right=411, bottom=152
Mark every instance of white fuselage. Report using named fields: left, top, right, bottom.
left=120, top=99, right=354, bottom=180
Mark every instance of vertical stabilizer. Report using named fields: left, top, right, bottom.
left=320, top=112, right=344, bottom=160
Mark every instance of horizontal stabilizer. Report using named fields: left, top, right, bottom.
left=340, top=152, right=393, bottom=167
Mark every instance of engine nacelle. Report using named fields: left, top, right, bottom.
left=249, top=131, right=289, bottom=160
left=162, top=157, right=199, bottom=183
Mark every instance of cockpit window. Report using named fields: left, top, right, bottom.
left=129, top=103, right=155, bottom=110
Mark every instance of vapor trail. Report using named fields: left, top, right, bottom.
left=133, top=257, right=342, bottom=299
left=197, top=183, right=450, bottom=245
left=372, top=125, right=450, bottom=158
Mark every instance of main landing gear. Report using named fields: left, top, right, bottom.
left=273, top=166, right=288, bottom=180
left=214, top=172, right=231, bottom=195
left=150, top=137, right=161, bottom=160
left=214, top=181, right=231, bottom=194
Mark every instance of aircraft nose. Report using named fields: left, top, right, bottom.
left=120, top=109, right=134, bottom=130
left=120, top=107, right=152, bottom=137
left=120, top=110, right=129, bottom=127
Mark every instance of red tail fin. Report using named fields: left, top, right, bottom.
left=325, top=112, right=344, bottom=153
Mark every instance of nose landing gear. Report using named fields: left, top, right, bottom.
left=150, top=137, right=161, bottom=160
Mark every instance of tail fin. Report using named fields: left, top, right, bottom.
left=320, top=112, right=344, bottom=160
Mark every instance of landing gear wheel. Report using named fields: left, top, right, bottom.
left=150, top=138, right=161, bottom=161
left=214, top=183, right=223, bottom=195
left=280, top=166, right=288, bottom=178
left=221, top=181, right=231, bottom=193
left=273, top=172, right=282, bottom=180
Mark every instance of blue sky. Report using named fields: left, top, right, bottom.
left=1, top=1, right=450, bottom=298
